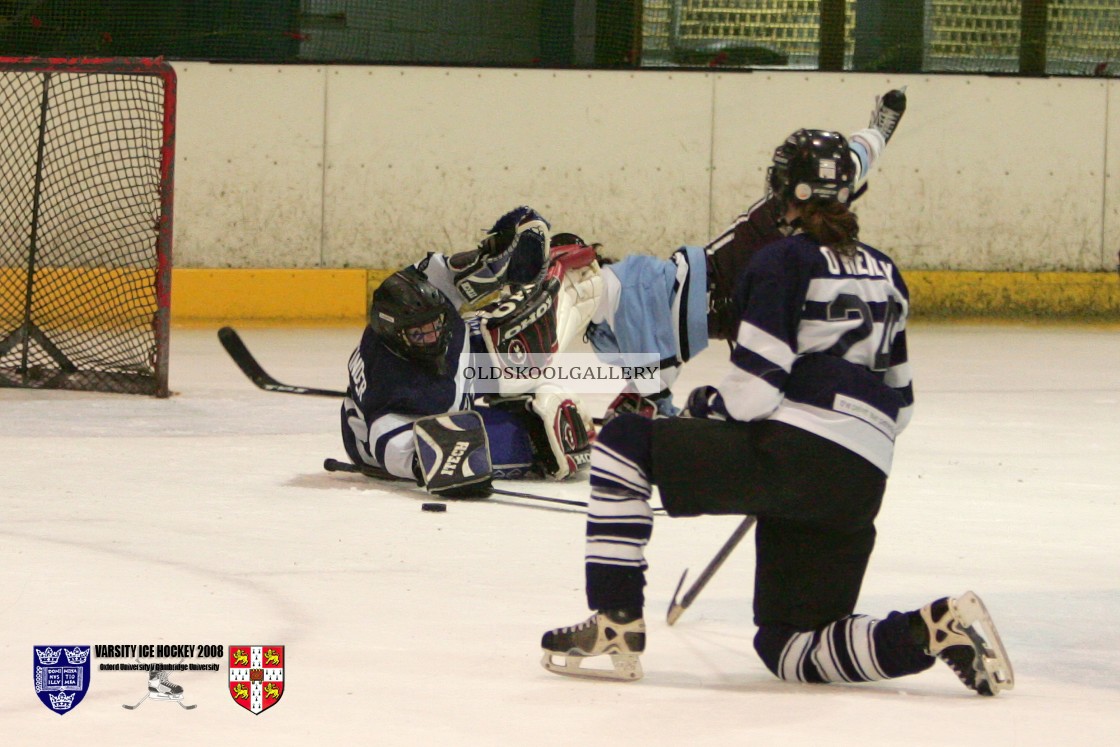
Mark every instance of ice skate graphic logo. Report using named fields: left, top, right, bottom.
left=228, top=645, right=284, bottom=714
left=122, top=664, right=197, bottom=710
left=33, top=646, right=91, bottom=715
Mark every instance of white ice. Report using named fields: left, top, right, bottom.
left=3, top=324, right=1119, bottom=746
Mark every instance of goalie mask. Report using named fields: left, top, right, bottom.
left=369, top=268, right=451, bottom=370
left=767, top=129, right=855, bottom=207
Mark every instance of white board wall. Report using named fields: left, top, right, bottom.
left=172, top=64, right=1118, bottom=271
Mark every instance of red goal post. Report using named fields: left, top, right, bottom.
left=0, top=57, right=176, bottom=396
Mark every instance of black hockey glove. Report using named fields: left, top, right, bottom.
left=682, top=385, right=726, bottom=420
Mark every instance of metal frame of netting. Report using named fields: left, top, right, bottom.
left=0, top=57, right=175, bottom=397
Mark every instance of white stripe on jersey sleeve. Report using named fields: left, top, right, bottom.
left=736, top=321, right=797, bottom=371
left=718, top=322, right=792, bottom=422
left=884, top=359, right=913, bottom=433
left=883, top=359, right=912, bottom=390
left=451, top=327, right=473, bottom=404
left=895, top=403, right=913, bottom=434
left=368, top=412, right=421, bottom=478
left=847, top=127, right=885, bottom=190
left=705, top=196, right=769, bottom=251
left=717, top=364, right=783, bottom=422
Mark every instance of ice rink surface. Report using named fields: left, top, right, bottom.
left=3, top=323, right=1118, bottom=746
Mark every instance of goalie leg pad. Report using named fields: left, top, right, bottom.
left=526, top=385, right=593, bottom=480
left=413, top=411, right=493, bottom=497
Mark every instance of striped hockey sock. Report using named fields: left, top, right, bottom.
left=583, top=417, right=656, bottom=611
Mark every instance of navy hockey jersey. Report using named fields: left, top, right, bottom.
left=713, top=233, right=913, bottom=475
left=341, top=311, right=472, bottom=478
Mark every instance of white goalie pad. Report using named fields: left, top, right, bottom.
left=526, top=384, right=593, bottom=480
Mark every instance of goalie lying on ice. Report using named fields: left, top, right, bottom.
left=341, top=211, right=602, bottom=492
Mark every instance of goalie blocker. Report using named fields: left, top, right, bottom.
left=413, top=411, right=493, bottom=497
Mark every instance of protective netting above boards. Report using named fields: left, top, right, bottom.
left=0, top=1, right=1116, bottom=75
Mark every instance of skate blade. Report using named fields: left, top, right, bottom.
left=951, top=591, right=1015, bottom=694
left=540, top=651, right=643, bottom=681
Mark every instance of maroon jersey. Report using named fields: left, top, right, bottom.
left=704, top=195, right=789, bottom=341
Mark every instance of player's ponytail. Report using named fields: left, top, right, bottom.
left=800, top=199, right=859, bottom=258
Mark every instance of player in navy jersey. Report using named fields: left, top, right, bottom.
left=541, top=129, right=1013, bottom=696
left=341, top=209, right=597, bottom=488
left=588, top=88, right=907, bottom=419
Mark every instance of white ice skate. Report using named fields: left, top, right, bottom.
left=541, top=610, right=645, bottom=681
left=921, top=591, right=1014, bottom=695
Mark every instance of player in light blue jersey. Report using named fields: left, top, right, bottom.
left=541, top=129, right=1013, bottom=696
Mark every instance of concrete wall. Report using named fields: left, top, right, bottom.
left=172, top=64, right=1118, bottom=274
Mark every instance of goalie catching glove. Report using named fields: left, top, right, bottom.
left=450, top=206, right=550, bottom=309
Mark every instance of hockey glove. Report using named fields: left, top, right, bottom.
left=682, top=385, right=726, bottom=420
left=603, top=391, right=658, bottom=424
left=453, top=207, right=550, bottom=307
left=602, top=389, right=678, bottom=424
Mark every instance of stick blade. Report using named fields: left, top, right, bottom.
left=218, top=326, right=346, bottom=397
left=666, top=569, right=689, bottom=625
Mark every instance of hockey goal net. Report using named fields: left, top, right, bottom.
left=0, top=57, right=175, bottom=397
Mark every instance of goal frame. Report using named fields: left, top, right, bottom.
left=0, top=56, right=176, bottom=396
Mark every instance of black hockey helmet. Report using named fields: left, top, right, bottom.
left=767, top=129, right=855, bottom=206
left=369, top=268, right=451, bottom=365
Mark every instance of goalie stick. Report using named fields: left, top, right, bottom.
left=666, top=515, right=756, bottom=625
left=323, top=458, right=666, bottom=514
left=218, top=326, right=346, bottom=397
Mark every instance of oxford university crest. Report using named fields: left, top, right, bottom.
left=34, top=646, right=91, bottom=715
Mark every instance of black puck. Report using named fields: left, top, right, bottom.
left=421, top=502, right=447, bottom=512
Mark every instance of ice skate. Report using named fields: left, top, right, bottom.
left=541, top=610, right=645, bottom=681
left=920, top=591, right=1014, bottom=695
left=124, top=669, right=197, bottom=709
left=870, top=87, right=907, bottom=143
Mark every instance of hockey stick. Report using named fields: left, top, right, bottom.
left=323, top=457, right=666, bottom=514
left=123, top=696, right=196, bottom=710
left=666, top=515, right=756, bottom=625
left=323, top=457, right=594, bottom=509
left=218, top=326, right=346, bottom=397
